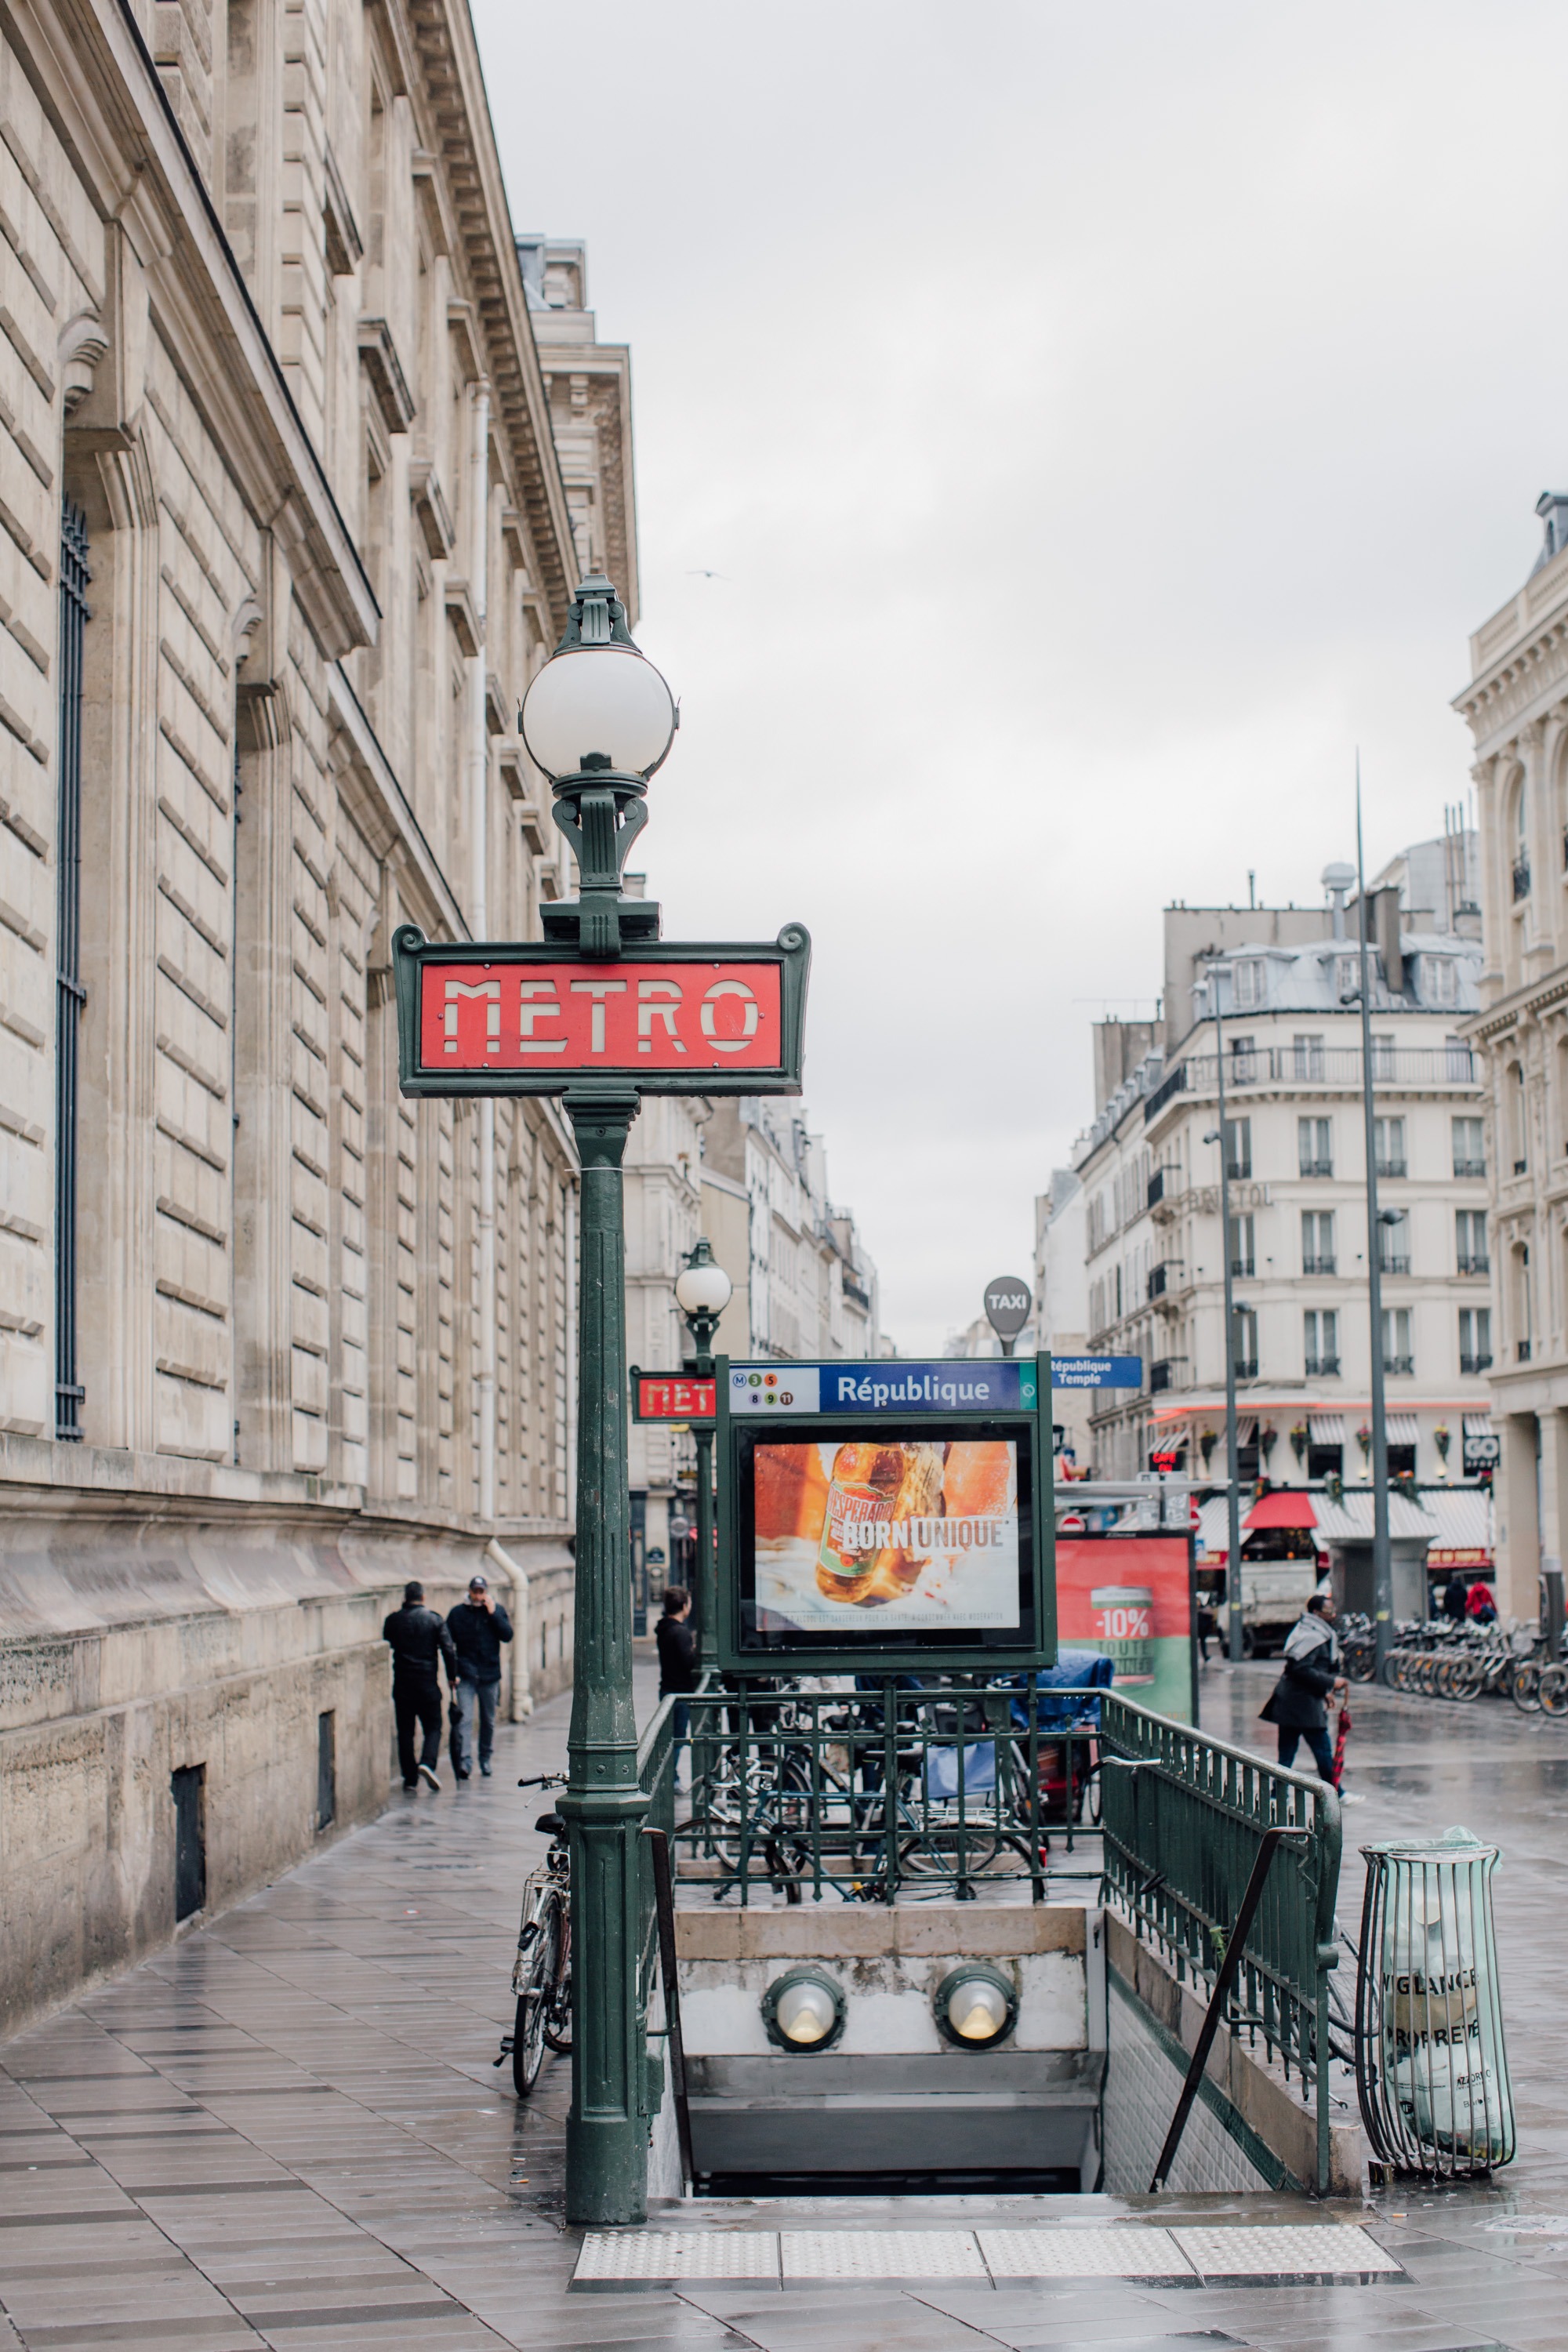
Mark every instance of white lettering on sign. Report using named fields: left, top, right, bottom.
left=701, top=978, right=759, bottom=1054
left=570, top=978, right=629, bottom=1054
left=445, top=978, right=500, bottom=1054
left=637, top=978, right=686, bottom=1054
left=518, top=980, right=566, bottom=1053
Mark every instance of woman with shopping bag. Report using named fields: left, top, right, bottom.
left=1258, top=1592, right=1346, bottom=1783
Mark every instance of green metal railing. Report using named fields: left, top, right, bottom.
left=1098, top=1693, right=1342, bottom=2190
left=675, top=1676, right=1107, bottom=1904
left=637, top=1676, right=1343, bottom=2190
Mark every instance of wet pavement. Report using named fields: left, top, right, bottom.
left=3, top=1655, right=1568, bottom=2348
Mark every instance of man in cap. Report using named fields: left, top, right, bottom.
left=445, top=1571, right=514, bottom=1780
left=382, top=1580, right=459, bottom=1791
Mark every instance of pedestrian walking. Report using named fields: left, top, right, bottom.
left=655, top=1586, right=698, bottom=1769
left=383, top=1580, right=459, bottom=1791
left=1443, top=1568, right=1469, bottom=1622
left=446, top=1573, right=514, bottom=1780
left=1258, top=1591, right=1347, bottom=1784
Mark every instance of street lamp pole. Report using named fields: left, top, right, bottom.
left=521, top=575, right=676, bottom=2224
left=1208, top=986, right=1244, bottom=1663
left=674, top=1236, right=732, bottom=1671
left=1356, top=774, right=1394, bottom=1678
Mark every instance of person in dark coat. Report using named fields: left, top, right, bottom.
left=1259, top=1592, right=1345, bottom=1782
left=1443, top=1569, right=1470, bottom=1621
left=383, top=1581, right=459, bottom=1791
left=445, top=1573, right=514, bottom=1780
left=655, top=1587, right=698, bottom=1755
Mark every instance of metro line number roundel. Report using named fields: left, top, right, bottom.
left=418, top=957, right=783, bottom=1073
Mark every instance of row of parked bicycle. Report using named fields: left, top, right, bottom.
left=1337, top=1610, right=1568, bottom=1713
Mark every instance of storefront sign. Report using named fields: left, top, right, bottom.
left=1055, top=1532, right=1196, bottom=1722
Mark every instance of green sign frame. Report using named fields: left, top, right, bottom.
left=391, top=921, right=810, bottom=1098
left=715, top=1352, right=1057, bottom=1675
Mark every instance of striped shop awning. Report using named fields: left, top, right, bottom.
left=1308, top=1414, right=1344, bottom=1443
left=1385, top=1414, right=1420, bottom=1446
left=1464, top=1411, right=1494, bottom=1438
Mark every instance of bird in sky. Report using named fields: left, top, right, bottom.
left=686, top=568, right=731, bottom=580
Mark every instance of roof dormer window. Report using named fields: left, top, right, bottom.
left=1232, top=958, right=1265, bottom=1011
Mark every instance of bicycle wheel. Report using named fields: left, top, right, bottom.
left=512, top=1893, right=561, bottom=2096
left=1540, top=1664, right=1568, bottom=1719
left=1511, top=1660, right=1543, bottom=1715
left=543, top=1904, right=573, bottom=2053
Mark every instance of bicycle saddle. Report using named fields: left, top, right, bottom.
left=535, top=1811, right=566, bottom=1836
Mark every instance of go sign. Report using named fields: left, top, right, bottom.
left=983, top=1276, right=1033, bottom=1342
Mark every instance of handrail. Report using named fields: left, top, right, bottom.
left=1098, top=1693, right=1341, bottom=2192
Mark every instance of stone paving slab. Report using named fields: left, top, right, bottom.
left=2, top=1663, right=1567, bottom=2351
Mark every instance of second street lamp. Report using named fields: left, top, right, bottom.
left=674, top=1237, right=731, bottom=1672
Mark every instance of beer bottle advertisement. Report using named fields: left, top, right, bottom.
left=750, top=1437, right=1019, bottom=1631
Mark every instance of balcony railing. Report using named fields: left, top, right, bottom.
left=1147, top=1167, right=1165, bottom=1207
left=1456, top=1253, right=1490, bottom=1276
left=1514, top=854, right=1532, bottom=901
left=1460, top=1352, right=1494, bottom=1374
left=1375, top=1158, right=1408, bottom=1179
left=1305, top=1355, right=1341, bottom=1377
left=1454, top=1158, right=1487, bottom=1179
left=1383, top=1354, right=1414, bottom=1376
left=1230, top=1255, right=1254, bottom=1278
left=1145, top=1045, right=1478, bottom=1118
left=1234, top=1356, right=1259, bottom=1379
left=1298, top=1157, right=1334, bottom=1178
left=1301, top=1254, right=1337, bottom=1276
left=1378, top=1252, right=1411, bottom=1277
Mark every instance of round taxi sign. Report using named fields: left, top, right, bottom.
left=983, top=1276, right=1033, bottom=1341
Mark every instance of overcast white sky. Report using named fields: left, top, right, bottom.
left=472, top=0, right=1568, bottom=1355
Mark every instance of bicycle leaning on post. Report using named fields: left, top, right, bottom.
left=495, top=1773, right=573, bottom=2096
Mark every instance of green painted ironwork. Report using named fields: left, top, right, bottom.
left=1097, top=1692, right=1342, bottom=2192
left=667, top=1678, right=1342, bottom=2190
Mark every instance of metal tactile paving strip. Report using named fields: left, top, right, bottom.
left=779, top=2229, right=990, bottom=2280
left=575, top=2230, right=780, bottom=2281
left=977, top=2227, right=1194, bottom=2278
left=1171, top=2225, right=1404, bottom=2280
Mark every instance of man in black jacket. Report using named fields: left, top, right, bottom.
left=655, top=1587, right=698, bottom=1762
left=383, top=1581, right=459, bottom=1791
left=445, top=1573, right=514, bottom=1780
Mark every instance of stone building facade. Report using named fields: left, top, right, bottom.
left=1071, top=846, right=1495, bottom=1497
left=701, top=1098, right=880, bottom=1363
left=0, top=0, right=637, bottom=2027
left=1457, top=492, right=1568, bottom=1613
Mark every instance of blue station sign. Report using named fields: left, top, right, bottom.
left=1050, top=1356, right=1144, bottom=1389
left=729, top=1360, right=1039, bottom=1414
left=728, top=1356, right=1143, bottom=1414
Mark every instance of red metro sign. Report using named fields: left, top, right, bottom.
left=421, top=959, right=779, bottom=1073
left=391, top=925, right=810, bottom=1098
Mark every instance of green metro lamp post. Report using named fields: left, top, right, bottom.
left=392, top=572, right=810, bottom=2227
left=674, top=1237, right=732, bottom=1669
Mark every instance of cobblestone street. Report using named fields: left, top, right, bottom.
left=6, top=1664, right=1568, bottom=2350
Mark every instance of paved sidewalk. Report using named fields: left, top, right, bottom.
left=3, top=1658, right=1567, bottom=2349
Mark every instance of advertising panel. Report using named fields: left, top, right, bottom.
left=750, top=1436, right=1020, bottom=1634
left=1054, top=1533, right=1196, bottom=1723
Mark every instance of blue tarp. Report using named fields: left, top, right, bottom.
left=923, top=1653, right=1116, bottom=1797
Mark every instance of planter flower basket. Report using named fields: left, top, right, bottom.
left=1290, top=1421, right=1309, bottom=1465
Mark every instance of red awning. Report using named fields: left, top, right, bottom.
left=1243, top=1491, right=1319, bottom=1531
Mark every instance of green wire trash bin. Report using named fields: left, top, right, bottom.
left=1354, top=1827, right=1515, bottom=2178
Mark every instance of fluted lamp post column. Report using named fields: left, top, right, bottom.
left=518, top=575, right=675, bottom=2225
left=674, top=1237, right=732, bottom=1669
